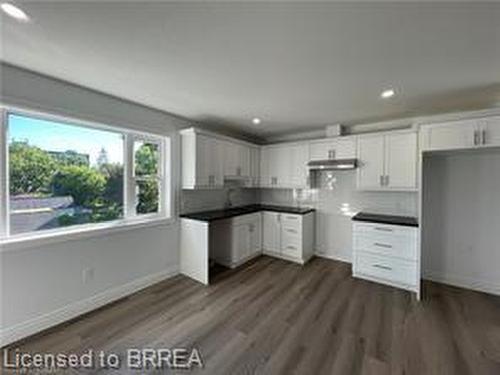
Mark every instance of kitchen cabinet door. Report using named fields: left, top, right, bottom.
left=267, top=147, right=283, bottom=187
left=357, top=135, right=385, bottom=189
left=249, top=147, right=260, bottom=187
left=289, top=143, right=309, bottom=188
left=223, top=141, right=239, bottom=177
left=262, top=212, right=281, bottom=253
left=211, top=138, right=225, bottom=187
left=260, top=147, right=271, bottom=187
left=479, top=116, right=500, bottom=147
left=309, top=141, right=331, bottom=161
left=196, top=134, right=223, bottom=187
left=420, top=120, right=476, bottom=151
left=232, top=224, right=251, bottom=263
left=249, top=219, right=262, bottom=256
left=309, top=138, right=356, bottom=161
left=385, top=133, right=417, bottom=189
left=224, top=142, right=251, bottom=178
left=238, top=144, right=251, bottom=178
left=195, top=134, right=211, bottom=187
left=275, top=146, right=292, bottom=187
left=335, top=138, right=357, bottom=159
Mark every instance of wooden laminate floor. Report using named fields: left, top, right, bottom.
left=3, top=256, right=500, bottom=374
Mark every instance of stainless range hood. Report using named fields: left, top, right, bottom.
left=307, top=158, right=358, bottom=170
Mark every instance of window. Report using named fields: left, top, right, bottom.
left=133, top=140, right=161, bottom=215
left=0, top=109, right=169, bottom=239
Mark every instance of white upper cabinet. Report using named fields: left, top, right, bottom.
left=309, top=137, right=356, bottom=161
left=260, top=142, right=309, bottom=188
left=270, top=146, right=290, bottom=187
left=261, top=145, right=288, bottom=187
left=181, top=130, right=224, bottom=189
left=289, top=143, right=309, bottom=188
left=420, top=116, right=500, bottom=152
left=249, top=146, right=260, bottom=187
left=357, top=131, right=417, bottom=191
left=420, top=119, right=476, bottom=151
left=223, top=141, right=250, bottom=178
left=181, top=128, right=256, bottom=189
left=478, top=116, right=500, bottom=147
left=385, top=133, right=417, bottom=189
left=260, top=147, right=271, bottom=187
left=357, top=135, right=386, bottom=190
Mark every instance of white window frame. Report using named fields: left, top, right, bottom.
left=0, top=105, right=172, bottom=250
left=126, top=134, right=167, bottom=219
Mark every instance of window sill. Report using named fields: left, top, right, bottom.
left=0, top=216, right=177, bottom=252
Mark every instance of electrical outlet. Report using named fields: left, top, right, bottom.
left=82, top=267, right=94, bottom=284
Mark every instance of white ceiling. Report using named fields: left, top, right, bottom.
left=1, top=1, right=500, bottom=140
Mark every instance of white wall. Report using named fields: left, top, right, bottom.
left=422, top=150, right=500, bottom=295
left=260, top=171, right=418, bottom=262
left=0, top=64, right=191, bottom=345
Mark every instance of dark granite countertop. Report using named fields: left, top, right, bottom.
left=180, top=204, right=315, bottom=222
left=352, top=212, right=418, bottom=227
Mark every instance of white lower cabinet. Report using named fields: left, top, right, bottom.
left=262, top=211, right=315, bottom=264
left=211, top=213, right=262, bottom=268
left=263, top=211, right=281, bottom=252
left=210, top=211, right=314, bottom=268
left=352, top=222, right=419, bottom=295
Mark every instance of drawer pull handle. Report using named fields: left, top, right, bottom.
left=374, top=243, right=392, bottom=249
left=374, top=227, right=393, bottom=232
left=373, top=264, right=392, bottom=271
left=286, top=229, right=298, bottom=234
left=286, top=216, right=298, bottom=220
left=287, top=246, right=297, bottom=250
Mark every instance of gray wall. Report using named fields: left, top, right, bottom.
left=0, top=64, right=191, bottom=344
left=422, top=150, right=500, bottom=295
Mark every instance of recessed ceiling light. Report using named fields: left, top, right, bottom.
left=381, top=89, right=395, bottom=99
left=1, top=2, right=30, bottom=22
left=252, top=117, right=261, bottom=125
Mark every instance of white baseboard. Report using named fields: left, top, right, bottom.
left=0, top=266, right=179, bottom=347
left=423, top=270, right=500, bottom=296
left=315, top=251, right=352, bottom=264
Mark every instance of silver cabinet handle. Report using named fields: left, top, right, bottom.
left=374, top=243, right=392, bottom=248
left=482, top=129, right=487, bottom=145
left=374, top=227, right=393, bottom=232
left=474, top=130, right=480, bottom=146
left=286, top=229, right=298, bottom=234
left=286, top=216, right=298, bottom=220
left=385, top=175, right=390, bottom=186
left=373, top=264, right=392, bottom=271
left=380, top=175, right=384, bottom=186
left=286, top=245, right=297, bottom=250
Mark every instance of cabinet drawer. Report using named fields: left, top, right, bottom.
left=355, top=252, right=417, bottom=287
left=231, top=213, right=261, bottom=226
left=353, top=222, right=417, bottom=240
left=281, top=214, right=302, bottom=230
left=354, top=234, right=417, bottom=260
left=282, top=229, right=301, bottom=248
left=281, top=243, right=301, bottom=258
